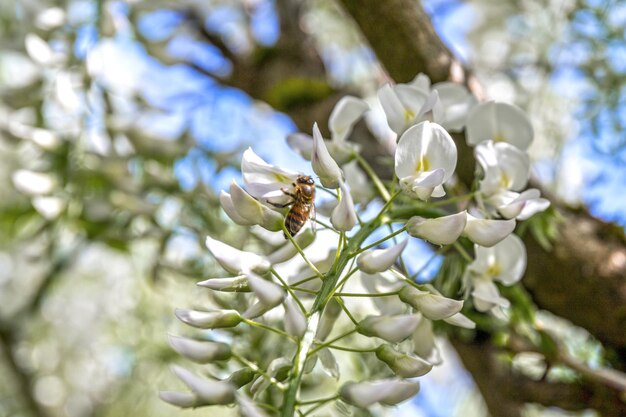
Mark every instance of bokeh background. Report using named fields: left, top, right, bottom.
left=0, top=1, right=625, bottom=416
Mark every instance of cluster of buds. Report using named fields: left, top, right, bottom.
left=160, top=74, right=549, bottom=416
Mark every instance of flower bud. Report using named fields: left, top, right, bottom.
left=318, top=348, right=340, bottom=379
left=463, top=213, right=516, bottom=247
left=241, top=147, right=299, bottom=201
left=250, top=358, right=291, bottom=396
left=168, top=335, right=231, bottom=363
left=315, top=298, right=341, bottom=341
left=170, top=365, right=235, bottom=405
left=220, top=190, right=253, bottom=226
left=399, top=286, right=463, bottom=320
left=311, top=122, right=343, bottom=188
left=283, top=296, right=307, bottom=338
left=224, top=368, right=255, bottom=388
left=175, top=308, right=242, bottom=329
left=357, top=314, right=419, bottom=343
left=375, top=344, right=433, bottom=378
left=196, top=275, right=250, bottom=292
left=357, top=239, right=408, bottom=274
left=411, top=315, right=439, bottom=364
left=159, top=391, right=198, bottom=408
left=340, top=378, right=420, bottom=408
left=331, top=180, right=357, bottom=231
left=243, top=272, right=285, bottom=319
left=406, top=211, right=466, bottom=245
left=205, top=236, right=270, bottom=274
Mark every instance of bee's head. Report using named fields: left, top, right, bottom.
left=297, top=175, right=314, bottom=185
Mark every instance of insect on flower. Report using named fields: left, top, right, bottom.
left=268, top=175, right=316, bottom=238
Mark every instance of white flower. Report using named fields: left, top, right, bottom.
left=168, top=335, right=231, bottom=363
left=169, top=365, right=235, bottom=405
left=329, top=95, right=369, bottom=142
left=175, top=308, right=242, bottom=329
left=357, top=314, right=420, bottom=343
left=220, top=181, right=283, bottom=231
left=318, top=348, right=340, bottom=379
left=241, top=147, right=299, bottom=204
left=463, top=213, right=516, bottom=247
left=330, top=180, right=357, bottom=231
left=486, top=189, right=551, bottom=220
left=375, top=344, right=433, bottom=377
left=395, top=121, right=457, bottom=200
left=443, top=312, right=476, bottom=329
left=159, top=391, right=198, bottom=408
left=283, top=296, right=307, bottom=338
left=406, top=211, right=467, bottom=245
left=431, top=82, right=477, bottom=132
left=357, top=239, right=408, bottom=273
left=340, top=379, right=420, bottom=408
left=465, top=234, right=527, bottom=312
left=315, top=299, right=342, bottom=341
left=466, top=101, right=534, bottom=150
left=476, top=140, right=530, bottom=196
left=205, top=236, right=271, bottom=274
left=378, top=83, right=432, bottom=135
left=12, top=170, right=57, bottom=195
left=311, top=123, right=343, bottom=188
left=196, top=275, right=250, bottom=292
left=398, top=286, right=463, bottom=320
left=243, top=272, right=285, bottom=318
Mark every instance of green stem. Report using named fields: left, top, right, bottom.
left=243, top=318, right=294, bottom=341
left=309, top=329, right=357, bottom=357
left=355, top=153, right=391, bottom=202
left=271, top=268, right=307, bottom=314
left=351, top=225, right=407, bottom=256
left=453, top=241, right=473, bottom=262
left=283, top=224, right=325, bottom=280
left=325, top=344, right=378, bottom=353
left=334, top=291, right=399, bottom=297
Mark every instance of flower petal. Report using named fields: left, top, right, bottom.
left=358, top=314, right=419, bottom=343
left=463, top=213, right=516, bottom=247
left=471, top=279, right=510, bottom=312
left=311, top=123, right=343, bottom=188
left=443, top=312, right=476, bottom=329
left=175, top=308, right=242, bottom=329
left=196, top=276, right=250, bottom=292
left=330, top=180, right=357, bottom=231
left=357, top=238, right=408, bottom=273
left=159, top=391, right=198, bottom=408
left=407, top=211, right=467, bottom=245
left=466, top=101, right=533, bottom=150
left=241, top=147, right=298, bottom=199
left=399, top=286, right=463, bottom=320
left=246, top=272, right=285, bottom=308
left=329, top=96, right=369, bottom=142
left=205, top=236, right=271, bottom=274
left=168, top=335, right=231, bottom=363
left=375, top=344, right=433, bottom=377
left=171, top=365, right=235, bottom=405
left=283, top=296, right=307, bottom=338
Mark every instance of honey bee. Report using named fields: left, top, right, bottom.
left=268, top=175, right=316, bottom=238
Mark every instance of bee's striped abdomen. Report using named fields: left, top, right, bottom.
left=284, top=203, right=309, bottom=237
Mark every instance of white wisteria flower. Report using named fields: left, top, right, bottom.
left=167, top=335, right=231, bottom=363
left=398, top=286, right=463, bottom=320
left=375, top=344, right=433, bottom=377
left=357, top=238, right=408, bottom=273
left=311, top=122, right=343, bottom=188
left=220, top=181, right=284, bottom=231
left=411, top=314, right=440, bottom=364
left=395, top=121, right=457, bottom=200
left=357, top=314, right=420, bottom=343
left=378, top=83, right=440, bottom=135
left=241, top=147, right=299, bottom=204
left=286, top=96, right=368, bottom=163
left=330, top=180, right=357, bottom=231
left=243, top=272, right=285, bottom=319
left=463, top=212, right=516, bottom=247
left=197, top=275, right=250, bottom=292
left=168, top=365, right=236, bottom=406
left=484, top=188, right=551, bottom=220
left=175, top=308, right=242, bottom=329
left=465, top=234, right=527, bottom=313
left=340, top=379, right=420, bottom=408
left=476, top=140, right=530, bottom=197
left=466, top=101, right=534, bottom=150
left=205, top=236, right=271, bottom=274
left=283, top=296, right=307, bottom=338
left=406, top=211, right=467, bottom=245
left=431, top=82, right=477, bottom=132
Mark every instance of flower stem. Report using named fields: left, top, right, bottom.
left=354, top=153, right=391, bottom=202
left=283, top=224, right=325, bottom=280
left=351, top=225, right=407, bottom=256
left=242, top=318, right=294, bottom=341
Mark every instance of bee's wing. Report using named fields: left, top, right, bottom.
left=309, top=203, right=316, bottom=234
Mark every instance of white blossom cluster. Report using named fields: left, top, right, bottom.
left=161, top=74, right=549, bottom=416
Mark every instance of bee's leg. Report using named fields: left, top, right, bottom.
left=267, top=200, right=294, bottom=208
left=281, top=187, right=297, bottom=199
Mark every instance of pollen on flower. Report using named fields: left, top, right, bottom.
left=487, top=262, right=502, bottom=278
left=499, top=172, right=511, bottom=189
left=494, top=132, right=506, bottom=143
left=415, top=156, right=430, bottom=172
left=404, top=109, right=415, bottom=123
